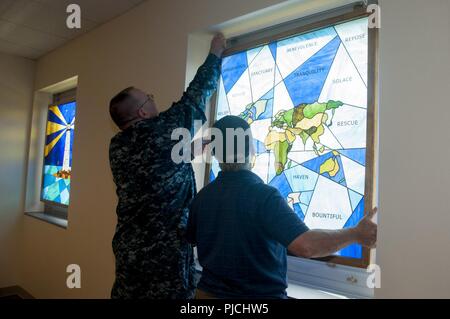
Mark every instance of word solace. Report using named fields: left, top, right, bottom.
left=180, top=303, right=269, bottom=317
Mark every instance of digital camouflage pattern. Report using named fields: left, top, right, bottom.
left=109, top=54, right=221, bottom=299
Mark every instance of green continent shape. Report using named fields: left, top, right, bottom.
left=273, top=109, right=294, bottom=128
left=265, top=100, right=344, bottom=175
left=292, top=105, right=305, bottom=126
left=299, top=131, right=309, bottom=144
left=319, top=157, right=340, bottom=177
left=310, top=124, right=325, bottom=144
left=326, top=100, right=344, bottom=110
left=273, top=140, right=291, bottom=175
left=302, top=102, right=327, bottom=119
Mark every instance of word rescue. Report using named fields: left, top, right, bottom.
left=180, top=303, right=269, bottom=317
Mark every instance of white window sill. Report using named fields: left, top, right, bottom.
left=287, top=256, right=374, bottom=299
left=25, top=212, right=68, bottom=229
left=287, top=283, right=347, bottom=299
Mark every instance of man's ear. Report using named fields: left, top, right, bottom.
left=137, top=107, right=147, bottom=118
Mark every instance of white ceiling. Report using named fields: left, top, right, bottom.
left=0, top=0, right=146, bottom=60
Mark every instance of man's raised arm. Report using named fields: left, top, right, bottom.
left=160, top=34, right=226, bottom=133
left=180, top=33, right=226, bottom=109
left=288, top=208, right=378, bottom=259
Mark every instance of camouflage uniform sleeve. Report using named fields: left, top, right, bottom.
left=159, top=53, right=222, bottom=134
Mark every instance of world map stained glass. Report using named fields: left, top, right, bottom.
left=210, top=17, right=369, bottom=259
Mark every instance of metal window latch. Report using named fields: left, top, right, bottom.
left=346, top=275, right=358, bottom=284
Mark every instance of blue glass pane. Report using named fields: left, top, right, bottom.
left=42, top=101, right=76, bottom=206
left=222, top=51, right=248, bottom=93
left=284, top=36, right=341, bottom=106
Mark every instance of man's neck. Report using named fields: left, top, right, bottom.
left=121, top=118, right=144, bottom=130
left=219, top=163, right=252, bottom=172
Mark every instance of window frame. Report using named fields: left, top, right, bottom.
left=204, top=5, right=378, bottom=270
left=40, top=88, right=77, bottom=215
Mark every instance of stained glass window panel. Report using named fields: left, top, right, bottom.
left=210, top=17, right=369, bottom=259
left=41, top=101, right=76, bottom=206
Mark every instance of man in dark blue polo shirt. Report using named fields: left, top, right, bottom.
left=187, top=116, right=377, bottom=299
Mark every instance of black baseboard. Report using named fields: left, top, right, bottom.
left=0, top=286, right=34, bottom=299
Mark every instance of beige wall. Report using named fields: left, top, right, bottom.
left=0, top=52, right=35, bottom=288
left=375, top=0, right=450, bottom=298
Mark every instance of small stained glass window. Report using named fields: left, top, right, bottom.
left=41, top=101, right=76, bottom=206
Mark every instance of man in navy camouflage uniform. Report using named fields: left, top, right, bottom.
left=108, top=34, right=225, bottom=299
